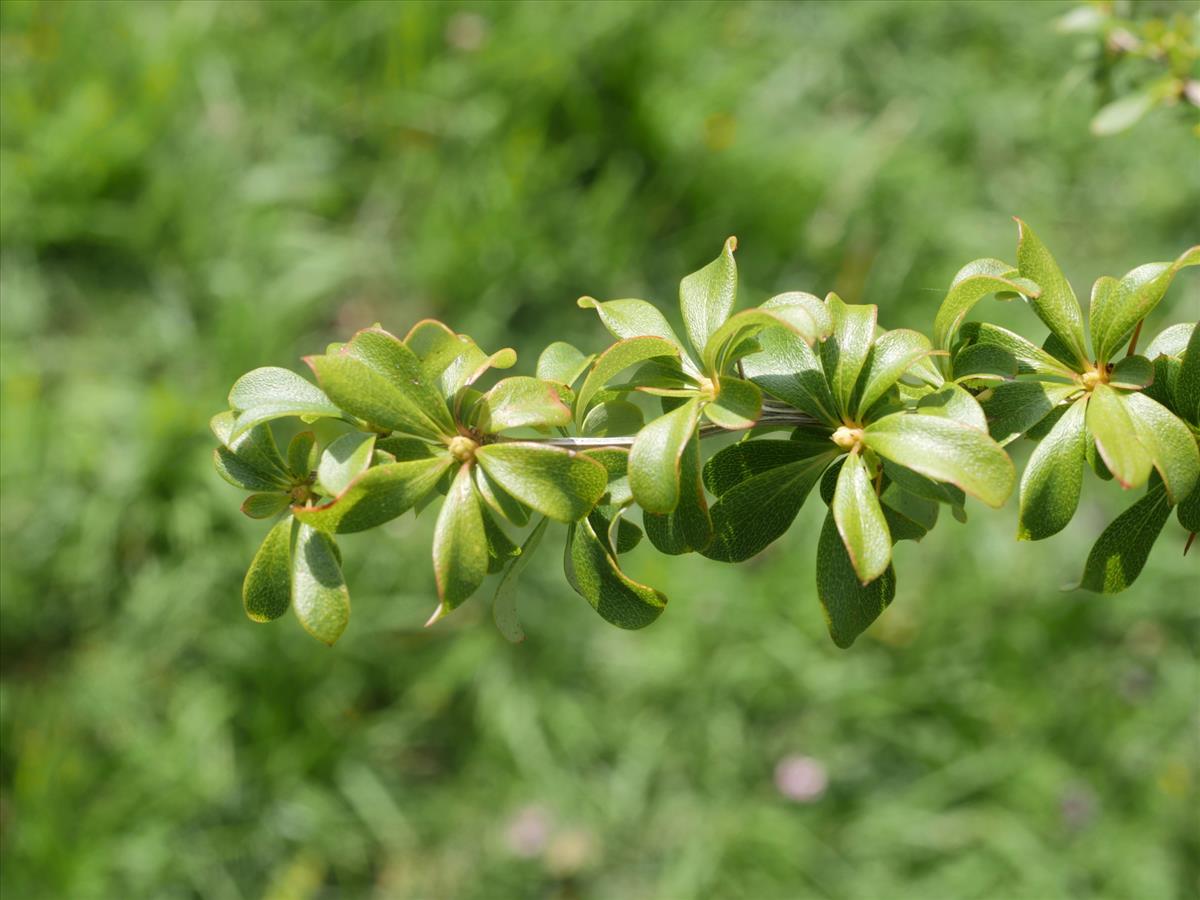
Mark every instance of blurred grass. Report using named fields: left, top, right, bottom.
left=1, top=1, right=1198, bottom=898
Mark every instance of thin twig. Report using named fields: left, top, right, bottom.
left=1126, top=319, right=1144, bottom=357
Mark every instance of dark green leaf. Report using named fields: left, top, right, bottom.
left=957, top=321, right=1079, bottom=377
left=1076, top=481, right=1171, bottom=593
left=980, top=380, right=1080, bottom=446
left=581, top=400, right=644, bottom=437
left=472, top=464, right=531, bottom=527
left=820, top=294, right=877, bottom=418
left=816, top=512, right=896, bottom=649
left=703, top=436, right=831, bottom=496
left=241, top=492, right=291, bottom=520
left=952, top=343, right=1017, bottom=383
left=482, top=506, right=521, bottom=574
left=742, top=320, right=840, bottom=426
left=1177, top=323, right=1200, bottom=424
left=564, top=517, right=667, bottom=630
left=287, top=431, right=317, bottom=479
left=431, top=464, right=488, bottom=614
left=1122, top=391, right=1199, bottom=504
left=1107, top=355, right=1154, bottom=390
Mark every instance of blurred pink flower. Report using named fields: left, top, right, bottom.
left=774, top=755, right=828, bottom=802
left=504, top=805, right=552, bottom=859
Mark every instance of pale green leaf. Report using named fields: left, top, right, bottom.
left=855, top=328, right=933, bottom=417
left=820, top=294, right=877, bottom=418
left=292, top=456, right=451, bottom=534
left=317, top=431, right=376, bottom=497
left=431, top=464, right=487, bottom=613
left=474, top=442, right=608, bottom=523
left=680, top=236, right=738, bottom=358
left=1122, top=391, right=1199, bottom=503
left=643, top=435, right=711, bottom=554
left=1015, top=219, right=1089, bottom=366
left=575, top=336, right=681, bottom=423
left=241, top=492, right=291, bottom=520
left=628, top=398, right=701, bottom=514
left=227, top=367, right=343, bottom=439
left=291, top=524, right=350, bottom=645
left=1086, top=384, right=1153, bottom=489
left=581, top=400, right=644, bottom=437
left=475, top=376, right=572, bottom=433
left=536, top=341, right=594, bottom=388
left=832, top=450, right=892, bottom=583
left=703, top=376, right=762, bottom=430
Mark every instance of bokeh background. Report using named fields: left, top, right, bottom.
left=2, top=1, right=1198, bottom=898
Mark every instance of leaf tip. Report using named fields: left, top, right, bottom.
left=724, top=235, right=738, bottom=254
left=424, top=603, right=447, bottom=627
left=577, top=295, right=598, bottom=309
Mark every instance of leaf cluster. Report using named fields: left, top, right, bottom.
left=214, top=221, right=1199, bottom=647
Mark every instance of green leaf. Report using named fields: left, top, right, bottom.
left=832, top=451, right=892, bottom=583
left=242, top=518, right=293, bottom=622
left=1090, top=90, right=1155, bottom=136
left=816, top=512, right=896, bottom=649
left=1018, top=396, right=1087, bottom=540
left=702, top=451, right=835, bottom=562
left=952, top=343, right=1017, bottom=383
left=957, top=321, right=1079, bottom=377
left=577, top=296, right=688, bottom=351
left=481, top=506, right=520, bottom=574
left=475, top=376, right=572, bottom=433
left=375, top=436, right=436, bottom=461
left=227, top=367, right=343, bottom=440
left=564, top=516, right=667, bottom=630
left=404, top=319, right=512, bottom=399
left=581, top=400, right=644, bottom=437
left=211, top=411, right=291, bottom=489
left=291, top=524, right=350, bottom=645
left=981, top=380, right=1080, bottom=446
left=1177, top=483, right=1200, bottom=533
left=1090, top=247, right=1197, bottom=364
left=704, top=436, right=830, bottom=496
left=1015, top=220, right=1088, bottom=367
left=317, top=431, right=376, bottom=497
left=742, top=318, right=840, bottom=426
left=492, top=517, right=549, bottom=644
left=820, top=295, right=878, bottom=418
left=1086, top=384, right=1153, bottom=489
left=293, top=456, right=451, bottom=533
left=701, top=295, right=831, bottom=375
left=1107, top=355, right=1154, bottom=390
left=861, top=413, right=1015, bottom=508
left=580, top=448, right=632, bottom=507
left=931, top=258, right=1040, bottom=362
left=854, top=329, right=933, bottom=417
left=915, top=382, right=987, bottom=432
left=882, top=460, right=967, bottom=514
left=287, top=431, right=317, bottom=479
left=241, top=492, right=291, bottom=519
left=643, top=435, right=712, bottom=555
left=703, top=376, right=762, bottom=430
left=430, top=464, right=488, bottom=614
left=306, top=330, right=455, bottom=439
left=1122, top=392, right=1200, bottom=503
left=575, top=336, right=681, bottom=423
left=1144, top=323, right=1196, bottom=361
left=880, top=482, right=939, bottom=534
left=472, top=464, right=531, bottom=527
left=680, top=236, right=738, bottom=358
left=474, top=442, right=607, bottom=522
left=536, top=341, right=594, bottom=388
left=628, top=398, right=701, bottom=514
left=1076, top=481, right=1171, bottom=593
left=1174, top=322, right=1200, bottom=424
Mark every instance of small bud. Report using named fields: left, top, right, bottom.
left=448, top=435, right=478, bottom=463
left=831, top=426, right=863, bottom=451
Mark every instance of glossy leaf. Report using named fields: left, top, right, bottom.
left=243, top=518, right=293, bottom=622
left=704, top=376, right=762, bottom=430
left=431, top=464, right=487, bottom=613
left=820, top=295, right=877, bottom=418
left=1122, top=391, right=1199, bottom=503
left=680, top=236, right=738, bottom=358
left=643, top=436, right=711, bottom=555
left=291, top=524, right=350, bottom=645
left=702, top=296, right=831, bottom=375
left=957, top=321, right=1078, bottom=377
left=227, top=367, right=343, bottom=440
left=577, top=296, right=687, bottom=351
left=931, top=257, right=1040, bottom=362
left=287, top=431, right=317, bottom=479
left=981, top=380, right=1080, bottom=446
left=628, top=398, right=701, bottom=514
left=473, top=464, right=531, bottom=527
left=855, top=329, right=933, bottom=417
left=1090, top=246, right=1200, bottom=364
left=861, top=413, right=1015, bottom=508
left=1076, top=481, right=1171, bottom=593
left=832, top=451, right=892, bottom=583
left=405, top=319, right=490, bottom=398
left=581, top=400, right=644, bottom=437
left=474, top=442, right=607, bottom=522
left=952, top=343, right=1017, bottom=383
left=1177, top=323, right=1200, bottom=424
left=575, top=336, right=681, bottom=423
left=816, top=512, right=896, bottom=649
left=475, top=377, right=572, bottom=433
left=1144, top=322, right=1195, bottom=361
left=317, top=432, right=376, bottom=497
left=1086, top=384, right=1153, bottom=489
left=914, top=382, right=988, bottom=432
left=492, top=517, right=549, bottom=644
left=1015, top=219, right=1088, bottom=366
left=536, top=341, right=594, bottom=388
left=293, top=457, right=451, bottom=534
left=565, top=516, right=667, bottom=630
left=1018, top=396, right=1087, bottom=540
left=742, top=321, right=840, bottom=425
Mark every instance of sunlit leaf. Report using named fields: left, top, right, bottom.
left=293, top=456, right=451, bottom=533
left=317, top=431, right=376, bottom=497
left=475, top=442, right=608, bottom=522
left=536, top=341, right=594, bottom=388
left=430, top=464, right=487, bottom=613
left=1015, top=219, right=1089, bottom=367
left=820, top=294, right=877, bottom=418
left=564, top=516, right=667, bottom=629
left=1075, top=481, right=1171, bottom=593
left=643, top=435, right=711, bottom=554
left=575, top=336, right=681, bottom=423
left=227, top=367, right=343, bottom=440
left=628, top=398, right=701, bottom=514
left=832, top=450, right=891, bottom=583
left=704, top=376, right=762, bottom=430
left=292, top=524, right=350, bottom=645
left=1018, top=396, right=1087, bottom=540
left=680, top=236, right=738, bottom=358
left=1122, top=392, right=1199, bottom=503
left=475, top=376, right=572, bottom=433
left=1086, top=384, right=1153, bottom=489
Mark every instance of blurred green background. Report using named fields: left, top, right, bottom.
left=2, top=1, right=1198, bottom=898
